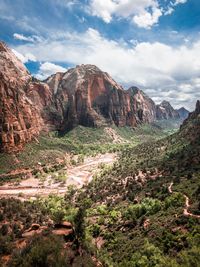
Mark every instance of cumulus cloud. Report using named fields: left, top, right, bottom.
left=13, top=28, right=200, bottom=110
left=12, top=49, right=36, bottom=63
left=88, top=0, right=188, bottom=28
left=35, top=62, right=67, bottom=80
left=133, top=7, right=162, bottom=29
left=88, top=0, right=162, bottom=28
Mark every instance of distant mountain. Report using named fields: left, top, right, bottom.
left=156, top=100, right=180, bottom=120
left=128, top=87, right=157, bottom=123
left=0, top=41, right=185, bottom=152
left=176, top=107, right=190, bottom=120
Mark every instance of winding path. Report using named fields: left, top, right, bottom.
left=168, top=182, right=200, bottom=219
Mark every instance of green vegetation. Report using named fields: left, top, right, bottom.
left=2, top=118, right=199, bottom=266
left=0, top=121, right=179, bottom=175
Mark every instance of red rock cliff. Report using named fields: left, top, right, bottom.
left=0, top=42, right=54, bottom=152
left=46, top=64, right=138, bottom=131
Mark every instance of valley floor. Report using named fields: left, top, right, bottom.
left=0, top=153, right=116, bottom=200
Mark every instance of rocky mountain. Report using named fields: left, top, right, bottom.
left=176, top=107, right=189, bottom=120
left=0, top=41, right=184, bottom=152
left=0, top=42, right=43, bottom=153
left=128, top=87, right=157, bottom=123
left=156, top=100, right=180, bottom=120
left=180, top=100, right=200, bottom=142
left=46, top=64, right=138, bottom=131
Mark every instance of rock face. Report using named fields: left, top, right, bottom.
left=128, top=87, right=157, bottom=123
left=156, top=100, right=180, bottom=120
left=176, top=107, right=189, bottom=120
left=0, top=42, right=43, bottom=152
left=0, top=42, right=185, bottom=153
left=46, top=64, right=138, bottom=131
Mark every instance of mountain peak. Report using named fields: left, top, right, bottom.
left=180, top=100, right=200, bottom=141
left=128, top=86, right=148, bottom=98
left=195, top=100, right=200, bottom=113
left=156, top=100, right=179, bottom=120
left=160, top=100, right=171, bottom=107
left=0, top=40, right=30, bottom=84
left=0, top=41, right=9, bottom=52
left=176, top=107, right=189, bottom=120
left=75, top=64, right=101, bottom=72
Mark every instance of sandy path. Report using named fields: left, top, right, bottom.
left=168, top=182, right=200, bottom=219
left=0, top=153, right=116, bottom=199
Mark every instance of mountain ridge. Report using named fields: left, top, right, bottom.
left=0, top=42, right=185, bottom=152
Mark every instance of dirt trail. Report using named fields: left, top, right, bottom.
left=168, top=182, right=200, bottom=219
left=0, top=153, right=116, bottom=199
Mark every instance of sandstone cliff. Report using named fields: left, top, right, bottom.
left=0, top=42, right=184, bottom=153
left=46, top=64, right=138, bottom=131
left=156, top=100, right=180, bottom=120
left=0, top=42, right=43, bottom=152
left=128, top=87, right=157, bottom=123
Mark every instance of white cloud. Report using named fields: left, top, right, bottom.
left=164, top=7, right=174, bottom=15
left=133, top=7, right=162, bottom=29
left=53, top=0, right=78, bottom=9
left=88, top=0, right=188, bottom=28
left=89, top=0, right=162, bottom=28
left=35, top=62, right=67, bottom=80
left=174, top=0, right=187, bottom=6
left=13, top=28, right=200, bottom=110
left=13, top=33, right=42, bottom=43
left=12, top=49, right=36, bottom=63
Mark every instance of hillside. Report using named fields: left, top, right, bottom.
left=0, top=98, right=199, bottom=266
left=69, top=101, right=200, bottom=266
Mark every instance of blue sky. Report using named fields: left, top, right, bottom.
left=0, top=0, right=200, bottom=110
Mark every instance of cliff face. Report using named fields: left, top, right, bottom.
left=128, top=87, right=157, bottom=123
left=0, top=42, right=184, bottom=153
left=46, top=64, right=138, bottom=131
left=0, top=42, right=43, bottom=153
left=156, top=100, right=180, bottom=120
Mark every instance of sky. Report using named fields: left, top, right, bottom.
left=0, top=0, right=200, bottom=110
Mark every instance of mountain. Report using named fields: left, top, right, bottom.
left=128, top=87, right=157, bottom=123
left=176, top=107, right=190, bottom=120
left=180, top=100, right=200, bottom=142
left=0, top=42, right=43, bottom=152
left=156, top=100, right=180, bottom=120
left=0, top=42, right=183, bottom=152
left=46, top=64, right=138, bottom=131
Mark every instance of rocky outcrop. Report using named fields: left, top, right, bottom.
left=47, top=68, right=180, bottom=131
left=176, top=107, right=189, bottom=120
left=128, top=87, right=157, bottom=123
left=156, top=100, right=180, bottom=120
left=46, top=64, right=138, bottom=131
left=0, top=41, right=185, bottom=153
left=180, top=100, right=200, bottom=141
left=0, top=42, right=43, bottom=153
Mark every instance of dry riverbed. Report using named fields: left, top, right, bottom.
left=0, top=153, right=116, bottom=200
